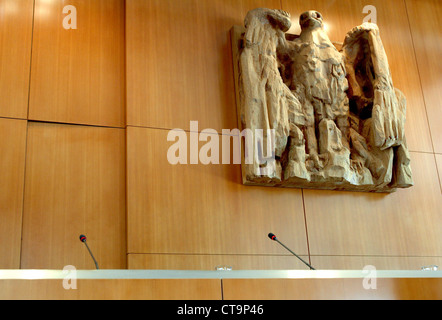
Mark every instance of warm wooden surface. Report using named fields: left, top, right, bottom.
left=304, top=152, right=442, bottom=257
left=28, top=0, right=126, bottom=127
left=436, top=154, right=442, bottom=192
left=0, top=0, right=440, bottom=273
left=125, top=0, right=442, bottom=270
left=126, top=126, right=308, bottom=256
left=0, top=119, right=27, bottom=269
left=0, top=276, right=440, bottom=300
left=126, top=0, right=281, bottom=132
left=0, top=279, right=222, bottom=300
left=0, top=0, right=34, bottom=119
left=406, top=0, right=442, bottom=153
left=20, top=123, right=127, bottom=269
left=223, top=278, right=442, bottom=300
left=128, top=253, right=311, bottom=270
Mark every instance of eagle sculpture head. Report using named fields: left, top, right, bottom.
left=299, top=10, right=324, bottom=30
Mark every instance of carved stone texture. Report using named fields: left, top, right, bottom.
left=232, top=8, right=413, bottom=192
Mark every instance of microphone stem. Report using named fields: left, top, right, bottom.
left=84, top=242, right=99, bottom=270
left=276, top=239, right=315, bottom=270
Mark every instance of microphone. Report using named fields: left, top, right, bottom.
left=268, top=233, right=315, bottom=270
left=79, top=234, right=99, bottom=270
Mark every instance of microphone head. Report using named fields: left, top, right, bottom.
left=268, top=233, right=277, bottom=241
left=79, top=234, right=87, bottom=243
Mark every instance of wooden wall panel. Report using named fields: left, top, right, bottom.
left=223, top=278, right=442, bottom=300
left=406, top=0, right=442, bottom=153
left=21, top=122, right=126, bottom=269
left=29, top=0, right=125, bottom=127
left=0, top=119, right=27, bottom=269
left=0, top=279, right=222, bottom=300
left=128, top=253, right=310, bottom=270
left=281, top=0, right=433, bottom=153
left=1, top=277, right=440, bottom=300
left=436, top=154, right=442, bottom=192
left=0, top=0, right=437, bottom=274
left=0, top=0, right=33, bottom=119
left=126, top=0, right=281, bottom=132
left=126, top=126, right=308, bottom=257
left=303, top=152, right=442, bottom=257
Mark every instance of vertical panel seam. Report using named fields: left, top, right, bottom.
left=434, top=154, right=442, bottom=194
left=403, top=0, right=440, bottom=193
left=123, top=0, right=129, bottom=270
left=26, top=0, right=36, bottom=120
left=19, top=0, right=36, bottom=270
left=19, top=121, right=30, bottom=269
left=403, top=0, right=436, bottom=154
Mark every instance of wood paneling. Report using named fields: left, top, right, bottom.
left=281, top=0, right=433, bottom=153
left=21, top=122, right=126, bottom=269
left=0, top=0, right=34, bottom=119
left=0, top=119, right=27, bottom=269
left=29, top=0, right=125, bottom=127
left=304, top=152, right=442, bottom=257
left=311, top=255, right=442, bottom=270
left=436, top=154, right=442, bottom=192
left=126, top=0, right=281, bottom=131
left=0, top=0, right=438, bottom=274
left=1, top=277, right=440, bottom=300
left=128, top=253, right=310, bottom=270
left=126, top=126, right=308, bottom=256
left=0, top=279, right=221, bottom=300
left=223, top=278, right=442, bottom=300
left=406, top=0, right=442, bottom=153
left=124, top=0, right=442, bottom=271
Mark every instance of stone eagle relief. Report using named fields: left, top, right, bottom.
left=231, top=8, right=413, bottom=192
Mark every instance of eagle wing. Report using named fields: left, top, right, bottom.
left=342, top=23, right=406, bottom=150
